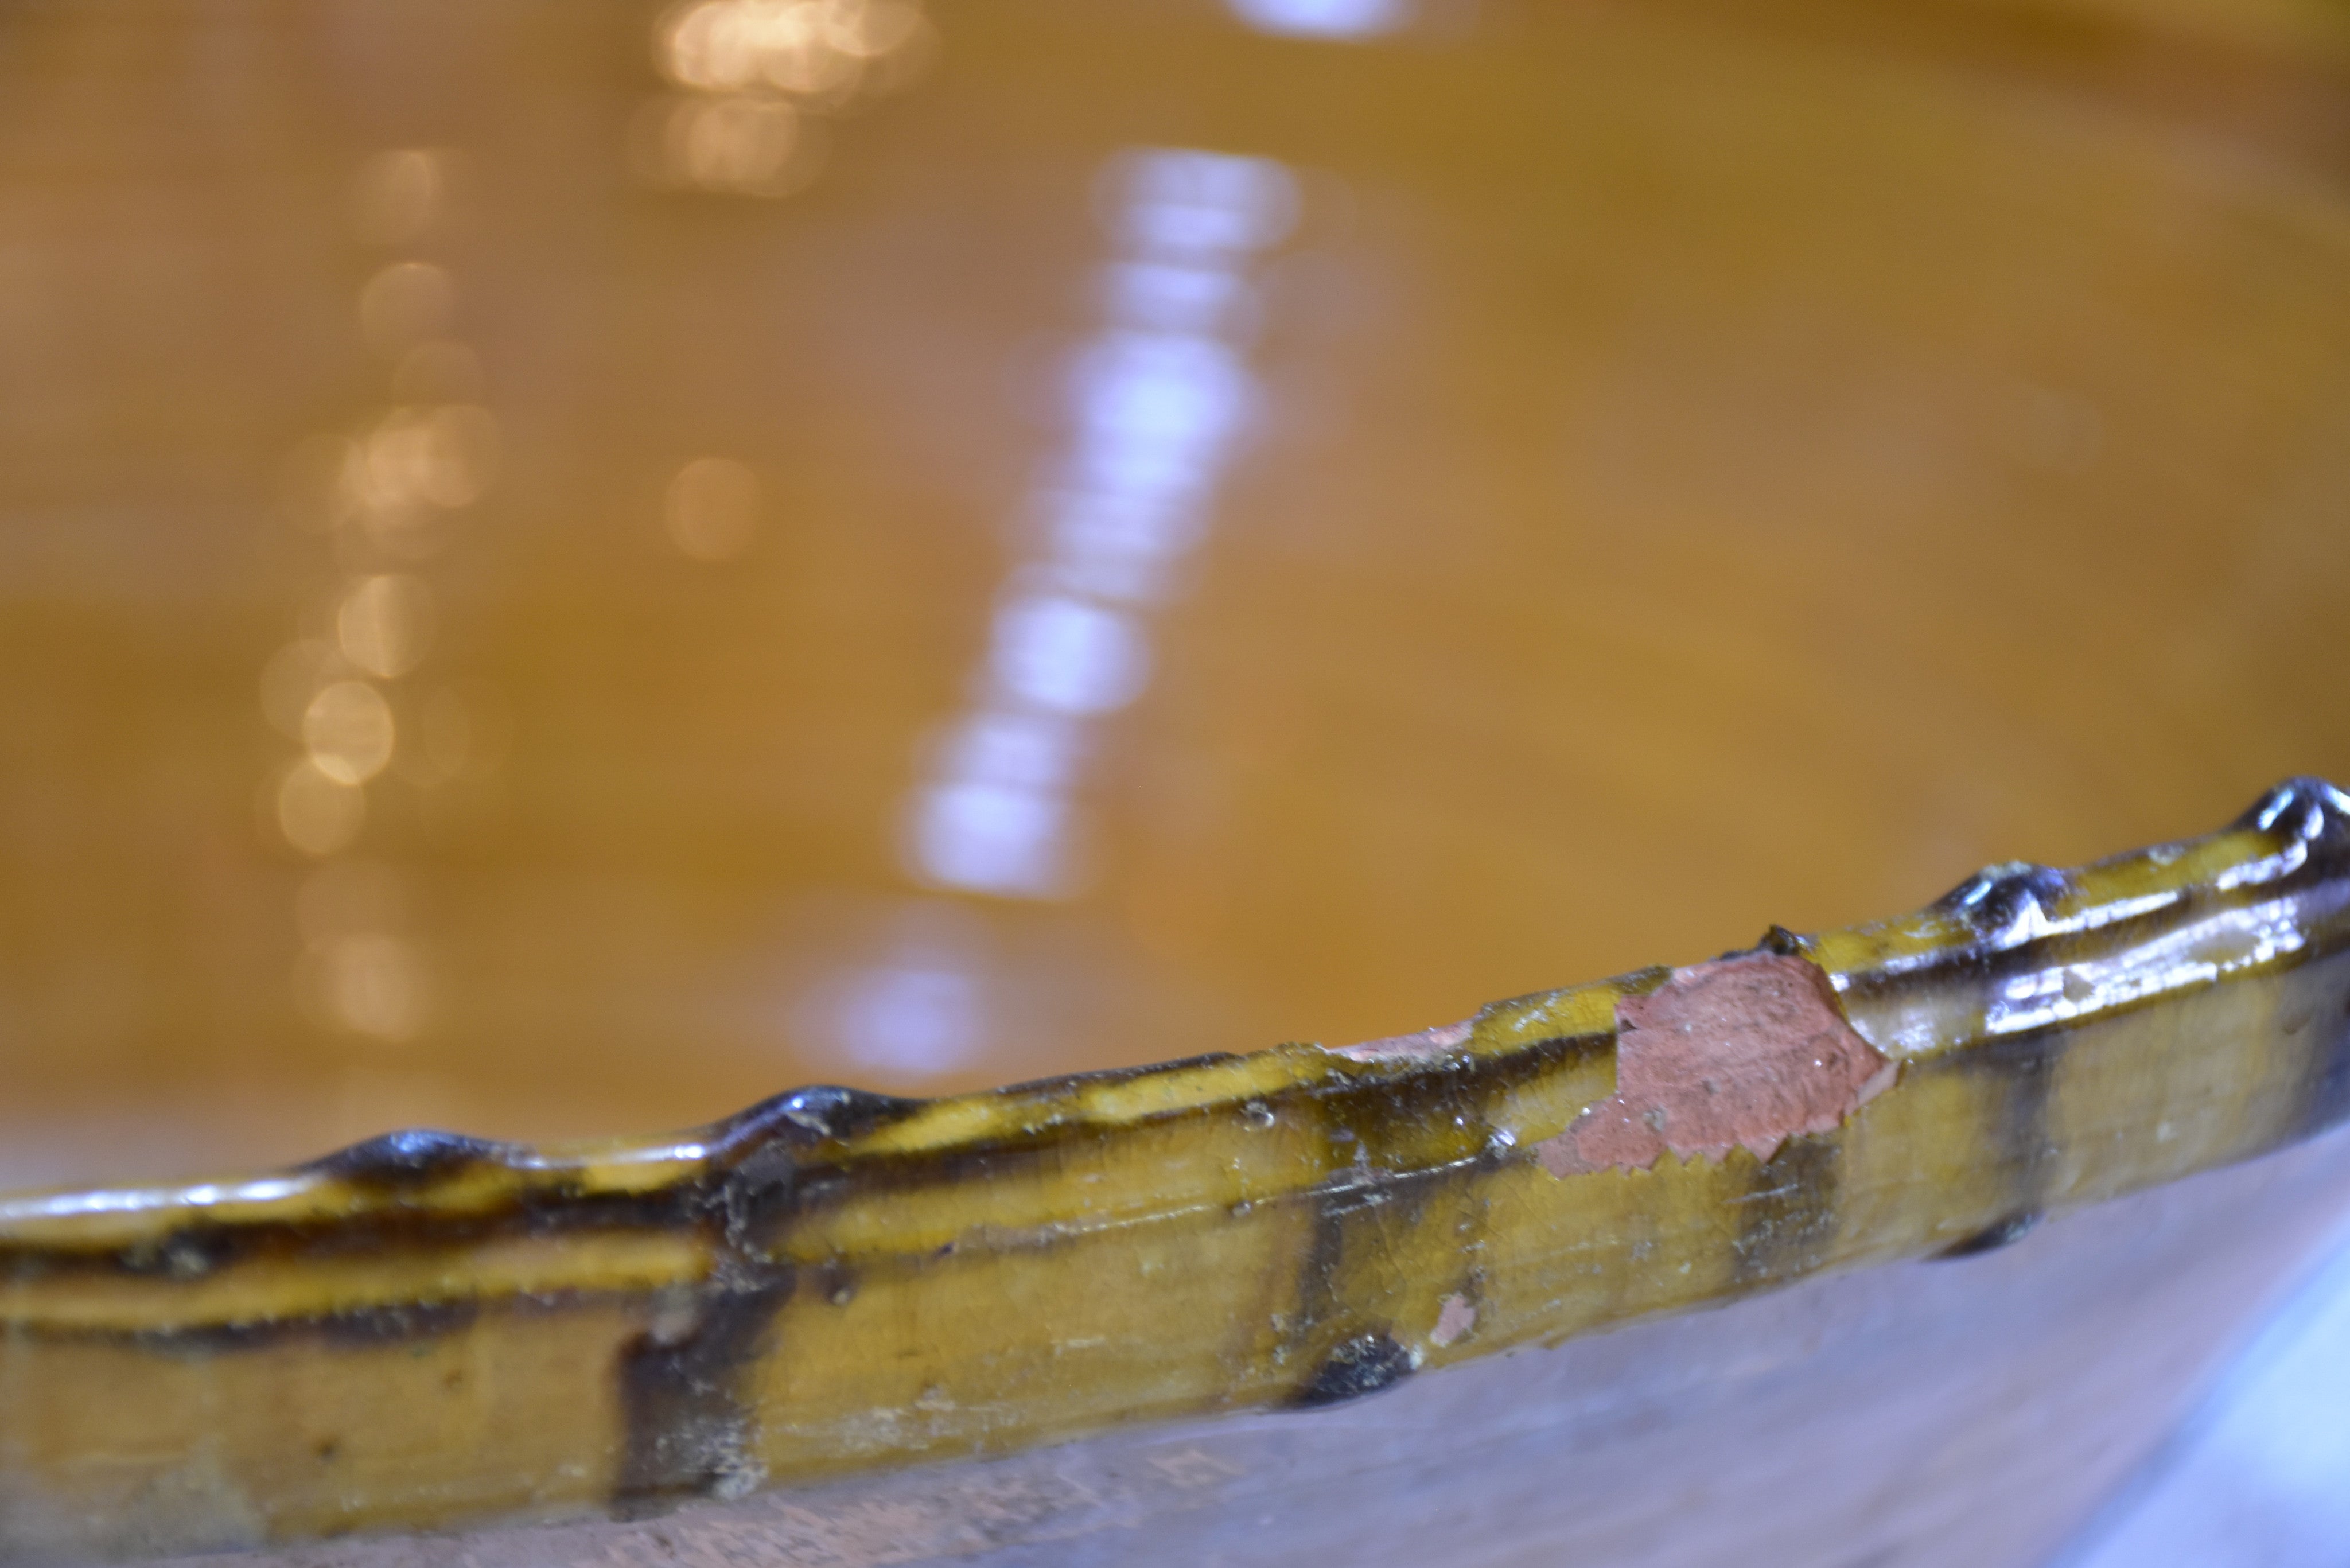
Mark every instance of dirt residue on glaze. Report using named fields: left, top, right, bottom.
left=1537, top=954, right=1893, bottom=1176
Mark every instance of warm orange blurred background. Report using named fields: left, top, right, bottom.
left=5, top=0, right=2350, bottom=1190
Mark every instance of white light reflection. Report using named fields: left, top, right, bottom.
left=987, top=594, right=1152, bottom=716
left=909, top=782, right=1077, bottom=900
left=902, top=149, right=1296, bottom=898
left=1062, top=333, right=1256, bottom=497
left=832, top=962, right=984, bottom=1075
left=1226, top=0, right=1413, bottom=42
left=793, top=902, right=995, bottom=1078
left=933, top=709, right=1088, bottom=793
left=1984, top=883, right=2350, bottom=1038
left=0, top=1177, right=312, bottom=1224
left=1098, top=262, right=1259, bottom=341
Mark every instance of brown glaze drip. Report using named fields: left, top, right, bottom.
left=1538, top=954, right=1895, bottom=1176
left=614, top=1275, right=793, bottom=1514
left=611, top=1088, right=904, bottom=1513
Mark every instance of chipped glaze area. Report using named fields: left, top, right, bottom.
left=1430, top=1293, right=1477, bottom=1348
left=1, top=780, right=2348, bottom=1557
left=1534, top=953, right=1896, bottom=1174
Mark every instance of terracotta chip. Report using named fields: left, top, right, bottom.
left=1537, top=952, right=1894, bottom=1177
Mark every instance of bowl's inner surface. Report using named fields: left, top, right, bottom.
left=5, top=0, right=2349, bottom=1190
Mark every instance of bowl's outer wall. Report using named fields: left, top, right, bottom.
left=135, top=1117, right=2350, bottom=1568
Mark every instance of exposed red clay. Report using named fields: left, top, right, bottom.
left=1536, top=953, right=1894, bottom=1177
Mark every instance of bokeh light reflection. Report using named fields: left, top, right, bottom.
left=302, top=680, right=396, bottom=786
left=666, top=456, right=763, bottom=561
left=642, top=0, right=933, bottom=196
left=305, top=933, right=431, bottom=1042
left=356, top=262, right=456, bottom=357
left=252, top=146, right=503, bottom=1073
left=348, top=150, right=448, bottom=246
left=336, top=575, right=436, bottom=680
left=273, top=762, right=367, bottom=858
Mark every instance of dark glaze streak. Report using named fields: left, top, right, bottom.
left=54, top=1185, right=695, bottom=1289
left=775, top=1115, right=1190, bottom=1225
left=1290, top=1172, right=1355, bottom=1361
left=15, top=1094, right=921, bottom=1285
left=610, top=1088, right=920, bottom=1515
left=2252, top=781, right=2350, bottom=1145
left=1933, top=1211, right=2041, bottom=1259
left=1273, top=1038, right=1586, bottom=1395
left=1932, top=861, right=2073, bottom=936
left=1951, top=1026, right=2064, bottom=1243
left=1838, top=877, right=2254, bottom=1010
left=132, top=1298, right=484, bottom=1356
left=708, top=1073, right=1302, bottom=1232
left=988, top=1050, right=1246, bottom=1104
left=1314, top=1031, right=1609, bottom=1164
left=1840, top=784, right=2350, bottom=1013
left=2287, top=952, right=2350, bottom=1144
left=115, top=1225, right=237, bottom=1280
left=1727, top=1136, right=1841, bottom=1287
left=1752, top=924, right=1817, bottom=959
left=614, top=1273, right=793, bottom=1516
left=772, top=1036, right=1600, bottom=1236
left=2235, top=776, right=2350, bottom=843
left=1281, top=1146, right=1500, bottom=1404
left=716, top=1085, right=926, bottom=1150
left=1279, top=1099, right=1390, bottom=1386
left=1289, top=1330, right=1415, bottom=1407
left=302, top=1128, right=520, bottom=1190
